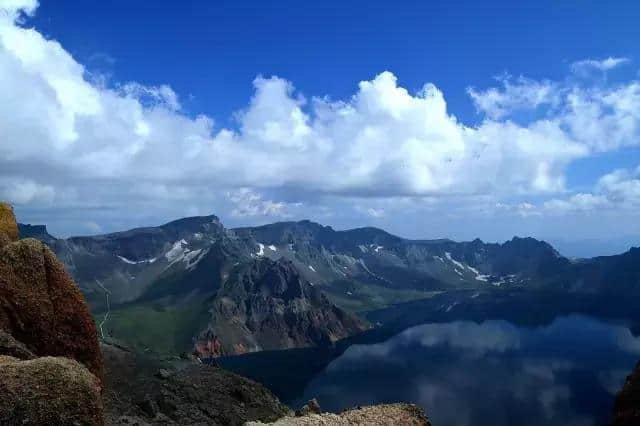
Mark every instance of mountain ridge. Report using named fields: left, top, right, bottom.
left=17, top=215, right=640, bottom=357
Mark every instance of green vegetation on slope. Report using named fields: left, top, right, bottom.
left=95, top=302, right=210, bottom=355
left=321, top=281, right=441, bottom=313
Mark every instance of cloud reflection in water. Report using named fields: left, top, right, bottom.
left=298, top=316, right=640, bottom=426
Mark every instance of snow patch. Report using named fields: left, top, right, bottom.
left=256, top=243, right=265, bottom=256
left=445, top=301, right=459, bottom=312
left=445, top=252, right=466, bottom=270
left=117, top=255, right=138, bottom=265
left=466, top=265, right=480, bottom=275
left=358, top=245, right=368, bottom=253
left=117, top=255, right=157, bottom=265
left=308, top=265, right=317, bottom=272
left=165, top=239, right=188, bottom=262
left=268, top=245, right=277, bottom=251
left=185, top=249, right=208, bottom=270
left=374, top=245, right=384, bottom=253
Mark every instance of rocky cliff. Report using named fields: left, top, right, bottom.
left=195, top=258, right=367, bottom=357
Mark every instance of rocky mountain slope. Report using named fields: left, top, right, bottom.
left=194, top=259, right=366, bottom=357
left=19, top=214, right=640, bottom=356
left=18, top=216, right=368, bottom=357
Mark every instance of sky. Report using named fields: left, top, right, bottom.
left=1, top=0, right=640, bottom=256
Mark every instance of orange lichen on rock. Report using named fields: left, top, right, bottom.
left=0, top=202, right=19, bottom=245
left=0, top=238, right=104, bottom=385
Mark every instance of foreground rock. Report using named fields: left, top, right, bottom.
left=0, top=238, right=103, bottom=383
left=612, top=361, right=640, bottom=426
left=0, top=202, right=105, bottom=424
left=0, top=355, right=103, bottom=425
left=246, top=403, right=431, bottom=426
left=102, top=340, right=290, bottom=425
left=0, top=202, right=19, bottom=244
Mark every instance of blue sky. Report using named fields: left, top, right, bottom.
left=29, top=0, right=639, bottom=123
left=1, top=0, right=640, bottom=256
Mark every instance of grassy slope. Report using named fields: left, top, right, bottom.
left=322, top=281, right=441, bottom=314
left=95, top=302, right=210, bottom=355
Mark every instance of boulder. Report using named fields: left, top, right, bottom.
left=295, top=399, right=321, bottom=417
left=0, top=329, right=35, bottom=360
left=246, top=403, right=431, bottom=425
left=0, top=355, right=103, bottom=425
left=0, top=202, right=19, bottom=243
left=0, top=237, right=103, bottom=384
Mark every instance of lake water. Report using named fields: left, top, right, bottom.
left=292, top=316, right=640, bottom=426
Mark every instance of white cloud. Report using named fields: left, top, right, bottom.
left=495, top=202, right=542, bottom=218
left=0, top=177, right=54, bottom=205
left=468, top=75, right=559, bottom=119
left=1, top=3, right=640, bottom=238
left=227, top=188, right=296, bottom=218
left=119, top=82, right=181, bottom=111
left=571, top=57, right=630, bottom=74
left=366, top=208, right=385, bottom=218
left=596, top=165, right=640, bottom=205
left=541, top=165, right=640, bottom=214
left=543, top=193, right=610, bottom=214
left=0, top=0, right=38, bottom=20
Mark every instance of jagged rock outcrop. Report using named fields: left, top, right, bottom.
left=194, top=258, right=368, bottom=357
left=102, top=340, right=291, bottom=425
left=0, top=237, right=103, bottom=383
left=612, top=361, right=640, bottom=426
left=0, top=355, right=103, bottom=426
left=245, top=403, right=431, bottom=425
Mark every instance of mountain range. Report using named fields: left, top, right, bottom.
left=19, top=215, right=640, bottom=356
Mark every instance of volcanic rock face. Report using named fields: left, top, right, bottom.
left=612, top=361, right=640, bottom=426
left=0, top=355, right=103, bottom=426
left=0, top=238, right=103, bottom=383
left=195, top=258, right=368, bottom=357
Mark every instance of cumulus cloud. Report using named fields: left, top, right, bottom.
left=468, top=75, right=559, bottom=119
left=227, top=188, right=296, bottom=218
left=536, top=165, right=640, bottom=214
left=543, top=193, right=610, bottom=214
left=597, top=165, right=640, bottom=205
left=366, top=208, right=385, bottom=218
left=571, top=57, right=630, bottom=74
left=1, top=2, right=640, bottom=238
